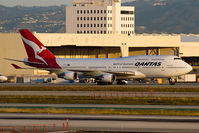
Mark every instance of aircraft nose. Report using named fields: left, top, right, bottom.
left=186, top=64, right=192, bottom=73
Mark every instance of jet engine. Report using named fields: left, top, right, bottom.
left=96, top=74, right=116, bottom=84
left=58, top=72, right=78, bottom=80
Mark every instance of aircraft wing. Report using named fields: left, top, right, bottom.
left=65, top=69, right=135, bottom=77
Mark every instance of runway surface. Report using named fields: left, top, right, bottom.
left=0, top=91, right=199, bottom=97
left=0, top=114, right=199, bottom=132
left=2, top=82, right=199, bottom=88
left=0, top=103, right=198, bottom=111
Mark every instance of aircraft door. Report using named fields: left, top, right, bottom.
left=161, top=63, right=166, bottom=71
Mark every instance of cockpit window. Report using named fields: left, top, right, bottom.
left=174, top=58, right=181, bottom=60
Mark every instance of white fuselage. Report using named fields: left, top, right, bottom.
left=55, top=55, right=192, bottom=79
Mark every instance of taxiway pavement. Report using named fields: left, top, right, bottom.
left=0, top=103, right=199, bottom=111
left=0, top=114, right=199, bottom=132
left=0, top=91, right=199, bottom=97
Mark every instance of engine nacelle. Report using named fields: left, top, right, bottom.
left=97, top=74, right=116, bottom=83
left=58, top=72, right=78, bottom=80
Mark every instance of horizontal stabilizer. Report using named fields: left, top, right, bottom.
left=4, top=58, right=44, bottom=65
left=11, top=64, right=22, bottom=69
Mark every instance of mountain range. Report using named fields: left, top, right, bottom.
left=123, top=0, right=199, bottom=34
left=0, top=0, right=199, bottom=34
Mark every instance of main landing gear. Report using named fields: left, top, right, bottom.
left=168, top=78, right=175, bottom=85
left=117, top=80, right=128, bottom=85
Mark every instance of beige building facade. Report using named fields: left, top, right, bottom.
left=0, top=32, right=199, bottom=76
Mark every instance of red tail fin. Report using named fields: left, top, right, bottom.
left=19, top=29, right=60, bottom=68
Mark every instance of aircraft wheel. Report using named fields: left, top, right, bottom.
left=168, top=78, right=175, bottom=85
left=117, top=80, right=127, bottom=85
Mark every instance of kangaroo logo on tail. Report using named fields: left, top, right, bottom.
left=21, top=36, right=48, bottom=65
left=19, top=29, right=61, bottom=69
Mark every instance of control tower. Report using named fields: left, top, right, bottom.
left=66, top=0, right=134, bottom=35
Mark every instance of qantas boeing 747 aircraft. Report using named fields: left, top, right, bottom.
left=6, top=29, right=192, bottom=85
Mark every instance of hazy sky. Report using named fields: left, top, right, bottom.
left=0, top=0, right=132, bottom=7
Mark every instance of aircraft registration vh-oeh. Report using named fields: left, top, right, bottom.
left=5, top=29, right=192, bottom=85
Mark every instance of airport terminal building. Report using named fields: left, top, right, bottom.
left=0, top=0, right=199, bottom=83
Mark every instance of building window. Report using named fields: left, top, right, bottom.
left=104, top=24, right=106, bottom=27
left=101, top=17, right=103, bottom=20
left=80, top=24, right=82, bottom=27
left=121, top=10, right=134, bottom=15
left=94, top=24, right=96, bottom=27
left=101, top=24, right=103, bottom=27
left=97, top=10, right=99, bottom=13
left=84, top=10, right=86, bottom=14
left=84, top=24, right=86, bottom=27
left=91, top=10, right=93, bottom=14
left=87, top=31, right=89, bottom=34
left=91, top=24, right=93, bottom=27
left=104, top=10, right=106, bottom=14
left=91, top=17, right=93, bottom=21
left=77, top=17, right=79, bottom=21
left=97, top=17, right=99, bottom=20
left=101, top=31, right=103, bottom=34
left=101, top=10, right=103, bottom=13
left=87, top=10, right=89, bottom=14
left=80, top=10, right=82, bottom=14
left=104, top=17, right=106, bottom=20
left=84, top=17, right=86, bottom=20
left=77, top=24, right=79, bottom=27
left=94, top=10, right=96, bottom=14
left=87, top=24, right=89, bottom=27
left=97, top=24, right=99, bottom=27
left=80, top=17, right=82, bottom=20
left=104, top=31, right=106, bottom=34
left=77, top=10, right=79, bottom=14
left=94, top=31, right=96, bottom=34
left=94, top=17, right=96, bottom=20
left=87, top=17, right=89, bottom=20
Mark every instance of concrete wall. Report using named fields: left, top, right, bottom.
left=35, top=33, right=180, bottom=47
left=0, top=33, right=33, bottom=75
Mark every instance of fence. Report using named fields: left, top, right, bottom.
left=1, top=119, right=69, bottom=133
left=90, top=91, right=154, bottom=98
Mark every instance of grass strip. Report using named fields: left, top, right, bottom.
left=1, top=108, right=199, bottom=116
left=1, top=95, right=199, bottom=105
left=1, top=85, right=199, bottom=92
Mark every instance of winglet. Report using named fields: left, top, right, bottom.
left=11, top=64, right=22, bottom=69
